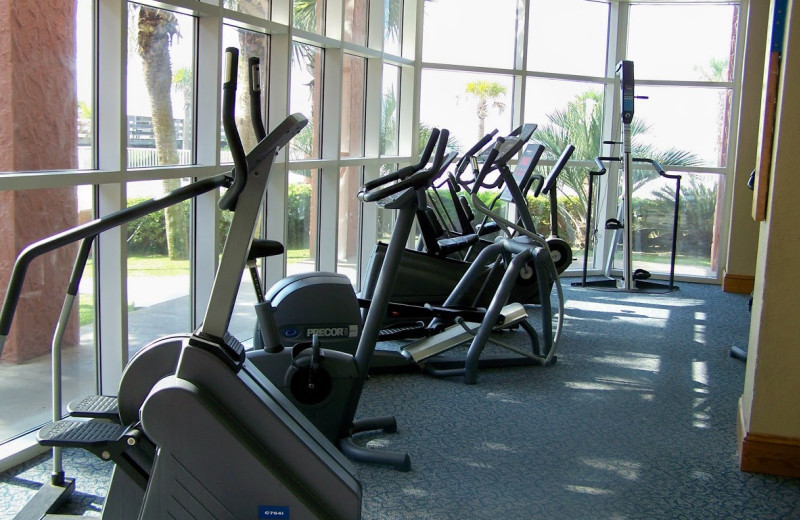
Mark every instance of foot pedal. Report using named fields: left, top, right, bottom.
left=378, top=321, right=427, bottom=340
left=38, top=419, right=128, bottom=450
left=67, top=395, right=119, bottom=421
left=633, top=268, right=651, bottom=280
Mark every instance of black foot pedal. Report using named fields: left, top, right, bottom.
left=67, top=395, right=119, bottom=421
left=38, top=419, right=128, bottom=450
left=633, top=268, right=651, bottom=280
left=605, top=218, right=622, bottom=229
left=378, top=321, right=427, bottom=340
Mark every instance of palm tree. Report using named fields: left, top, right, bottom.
left=462, top=81, right=507, bottom=140
left=135, top=6, right=188, bottom=260
left=533, top=89, right=702, bottom=249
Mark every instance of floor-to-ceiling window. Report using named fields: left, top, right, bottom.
left=0, top=0, right=745, bottom=457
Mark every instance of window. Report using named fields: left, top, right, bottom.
left=291, top=42, right=324, bottom=160
left=337, top=166, right=362, bottom=284
left=420, top=70, right=513, bottom=152
left=341, top=54, right=367, bottom=158
left=127, top=5, right=196, bottom=168
left=384, top=0, right=403, bottom=55
left=344, top=0, right=368, bottom=45
left=527, top=0, right=609, bottom=76
left=381, top=64, right=401, bottom=156
left=422, top=0, right=517, bottom=69
left=294, top=0, right=325, bottom=34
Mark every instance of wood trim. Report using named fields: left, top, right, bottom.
left=722, top=272, right=755, bottom=294
left=738, top=398, right=800, bottom=477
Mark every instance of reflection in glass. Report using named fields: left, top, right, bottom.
left=291, top=42, right=323, bottom=160
left=344, top=0, right=368, bottom=45
left=381, top=64, right=400, bottom=156
left=127, top=4, right=195, bottom=168
left=294, top=0, right=325, bottom=34
left=342, top=54, right=367, bottom=157
left=384, top=0, right=403, bottom=55
left=224, top=0, right=270, bottom=19
left=338, top=167, right=362, bottom=285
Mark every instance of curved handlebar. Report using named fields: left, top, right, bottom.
left=534, top=144, right=575, bottom=198
left=362, top=128, right=440, bottom=193
left=359, top=129, right=451, bottom=203
left=219, top=48, right=248, bottom=212
left=470, top=139, right=505, bottom=193
left=454, top=129, right=498, bottom=177
left=0, top=174, right=231, bottom=345
left=633, top=157, right=679, bottom=179
left=248, top=57, right=267, bottom=142
left=591, top=157, right=608, bottom=176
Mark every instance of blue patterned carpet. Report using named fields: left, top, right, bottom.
left=2, top=281, right=799, bottom=519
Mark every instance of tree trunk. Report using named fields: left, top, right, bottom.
left=137, top=7, right=187, bottom=260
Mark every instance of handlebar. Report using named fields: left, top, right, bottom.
left=633, top=157, right=679, bottom=180
left=359, top=129, right=451, bottom=203
left=248, top=57, right=267, bottom=142
left=534, top=144, right=575, bottom=198
left=470, top=139, right=504, bottom=193
left=219, top=48, right=248, bottom=212
left=0, top=174, right=231, bottom=345
left=362, top=128, right=440, bottom=193
left=454, top=129, right=498, bottom=177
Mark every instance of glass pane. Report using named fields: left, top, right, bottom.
left=127, top=5, right=195, bottom=168
left=384, top=0, right=402, bottom=55
left=526, top=78, right=605, bottom=160
left=229, top=203, right=264, bottom=345
left=341, top=54, right=367, bottom=157
left=422, top=0, right=516, bottom=68
left=77, top=0, right=95, bottom=170
left=0, top=186, right=95, bottom=442
left=381, top=64, right=401, bottom=156
left=126, top=179, right=191, bottom=355
left=224, top=0, right=269, bottom=19
left=376, top=164, right=398, bottom=242
left=628, top=3, right=738, bottom=82
left=623, top=171, right=723, bottom=279
left=420, top=70, right=513, bottom=154
left=221, top=26, right=269, bottom=159
left=287, top=169, right=319, bottom=275
left=527, top=0, right=608, bottom=77
left=344, top=0, right=368, bottom=45
left=0, top=1, right=91, bottom=173
left=290, top=43, right=323, bottom=160
left=633, top=85, right=732, bottom=168
left=294, top=0, right=325, bottom=34
left=337, top=167, right=362, bottom=285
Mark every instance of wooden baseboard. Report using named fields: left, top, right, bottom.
left=738, top=398, right=800, bottom=477
left=723, top=272, right=755, bottom=294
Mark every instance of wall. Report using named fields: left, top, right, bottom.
left=738, top=0, right=800, bottom=478
left=723, top=0, right=769, bottom=293
left=0, top=1, right=79, bottom=362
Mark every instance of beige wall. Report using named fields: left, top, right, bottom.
left=741, top=0, right=800, bottom=438
left=724, top=0, right=769, bottom=281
